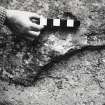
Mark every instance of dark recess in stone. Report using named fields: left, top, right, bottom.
left=32, top=45, right=105, bottom=84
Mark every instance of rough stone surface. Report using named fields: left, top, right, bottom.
left=1, top=0, right=105, bottom=86
left=1, top=0, right=105, bottom=105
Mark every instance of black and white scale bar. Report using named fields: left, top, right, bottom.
left=40, top=18, right=80, bottom=28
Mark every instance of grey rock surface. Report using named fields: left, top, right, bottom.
left=0, top=0, right=105, bottom=105
left=1, top=0, right=105, bottom=85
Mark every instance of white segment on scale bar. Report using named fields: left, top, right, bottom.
left=53, top=19, right=60, bottom=26
left=67, top=19, right=74, bottom=27
left=40, top=17, right=47, bottom=26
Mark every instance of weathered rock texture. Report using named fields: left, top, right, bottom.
left=1, top=0, right=105, bottom=105
left=1, top=0, right=105, bottom=86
